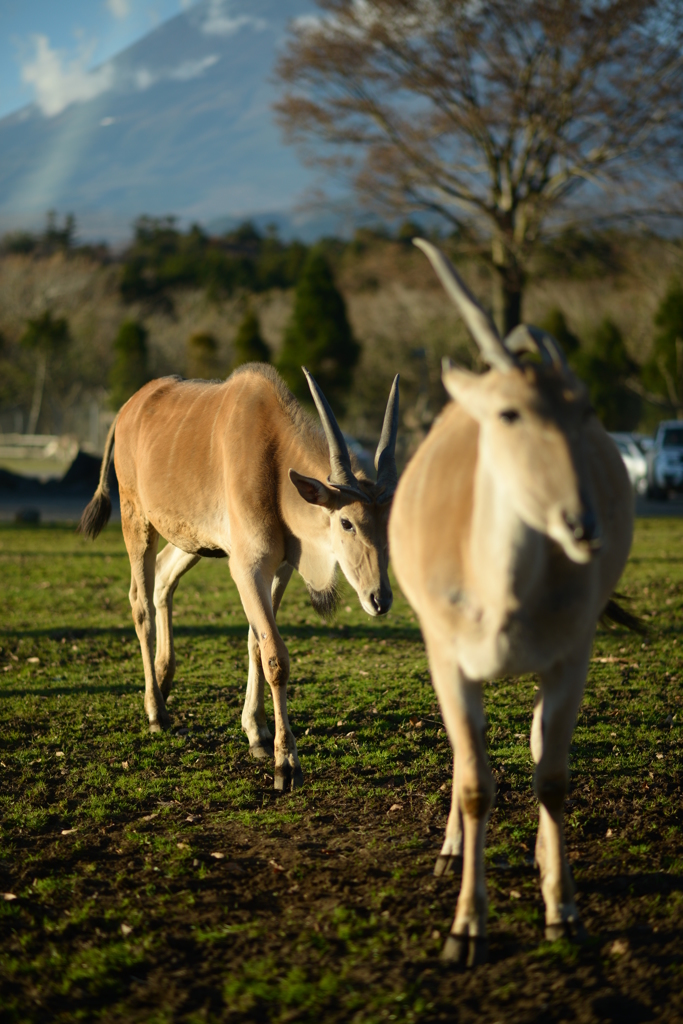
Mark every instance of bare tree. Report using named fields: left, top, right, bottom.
left=276, top=0, right=683, bottom=333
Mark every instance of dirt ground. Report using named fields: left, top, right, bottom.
left=0, top=521, right=682, bottom=1023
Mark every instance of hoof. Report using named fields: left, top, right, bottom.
left=274, top=764, right=290, bottom=791
left=274, top=763, right=303, bottom=792
left=434, top=854, right=462, bottom=878
left=249, top=739, right=274, bottom=760
left=545, top=920, right=587, bottom=943
left=149, top=710, right=170, bottom=733
left=441, top=933, right=466, bottom=964
left=441, top=933, right=488, bottom=968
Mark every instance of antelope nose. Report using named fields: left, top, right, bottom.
left=563, top=507, right=598, bottom=543
left=370, top=590, right=392, bottom=616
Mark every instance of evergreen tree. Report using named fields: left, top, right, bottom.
left=396, top=219, right=422, bottom=244
left=643, top=281, right=683, bottom=413
left=539, top=308, right=581, bottom=363
left=110, top=320, right=149, bottom=409
left=575, top=318, right=640, bottom=431
left=233, top=309, right=270, bottom=368
left=187, top=331, right=220, bottom=379
left=277, top=249, right=360, bottom=407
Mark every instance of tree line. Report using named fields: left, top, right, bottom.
left=110, top=243, right=358, bottom=411
left=1, top=242, right=359, bottom=428
left=2, top=213, right=683, bottom=438
left=118, top=217, right=310, bottom=310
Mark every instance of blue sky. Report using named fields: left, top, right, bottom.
left=0, top=0, right=194, bottom=120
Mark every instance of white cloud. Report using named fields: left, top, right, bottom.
left=135, top=54, right=220, bottom=90
left=106, top=0, right=131, bottom=19
left=201, top=1, right=267, bottom=36
left=170, top=54, right=220, bottom=80
left=21, top=35, right=114, bottom=118
left=135, top=67, right=155, bottom=90
left=20, top=27, right=221, bottom=117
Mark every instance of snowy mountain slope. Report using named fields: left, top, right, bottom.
left=0, top=1, right=328, bottom=240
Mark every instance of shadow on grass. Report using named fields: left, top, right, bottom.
left=627, top=556, right=683, bottom=563
left=578, top=872, right=683, bottom=897
left=0, top=552, right=130, bottom=561
left=590, top=994, right=653, bottom=1024
left=0, top=683, right=142, bottom=698
left=0, top=623, right=423, bottom=642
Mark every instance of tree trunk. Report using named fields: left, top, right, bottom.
left=492, top=275, right=522, bottom=337
left=27, top=353, right=47, bottom=435
left=491, top=235, right=524, bottom=336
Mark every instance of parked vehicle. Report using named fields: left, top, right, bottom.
left=634, top=434, right=654, bottom=455
left=608, top=432, right=648, bottom=495
left=647, top=421, right=683, bottom=499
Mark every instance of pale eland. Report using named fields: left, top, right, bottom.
left=389, top=239, right=633, bottom=965
left=79, top=363, right=399, bottom=791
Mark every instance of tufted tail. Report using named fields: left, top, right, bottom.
left=601, top=595, right=647, bottom=635
left=77, top=416, right=117, bottom=540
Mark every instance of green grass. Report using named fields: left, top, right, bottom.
left=0, top=519, right=681, bottom=1022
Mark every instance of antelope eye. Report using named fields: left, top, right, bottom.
left=340, top=517, right=354, bottom=532
left=500, top=409, right=520, bottom=424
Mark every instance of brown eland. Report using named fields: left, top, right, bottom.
left=79, top=363, right=399, bottom=790
left=389, top=239, right=633, bottom=966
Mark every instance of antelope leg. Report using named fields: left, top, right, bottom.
left=434, top=752, right=463, bottom=877
left=232, top=558, right=301, bottom=790
left=121, top=500, right=167, bottom=732
left=427, top=639, right=493, bottom=964
left=153, top=543, right=200, bottom=699
left=532, top=643, right=591, bottom=939
left=244, top=626, right=274, bottom=758
left=241, top=564, right=293, bottom=759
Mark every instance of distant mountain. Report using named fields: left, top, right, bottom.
left=0, top=0, right=345, bottom=242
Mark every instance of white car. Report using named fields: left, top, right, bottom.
left=649, top=421, right=683, bottom=496
left=608, top=433, right=648, bottom=495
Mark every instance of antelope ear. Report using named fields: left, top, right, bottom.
left=442, top=365, right=490, bottom=420
left=289, top=469, right=339, bottom=509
